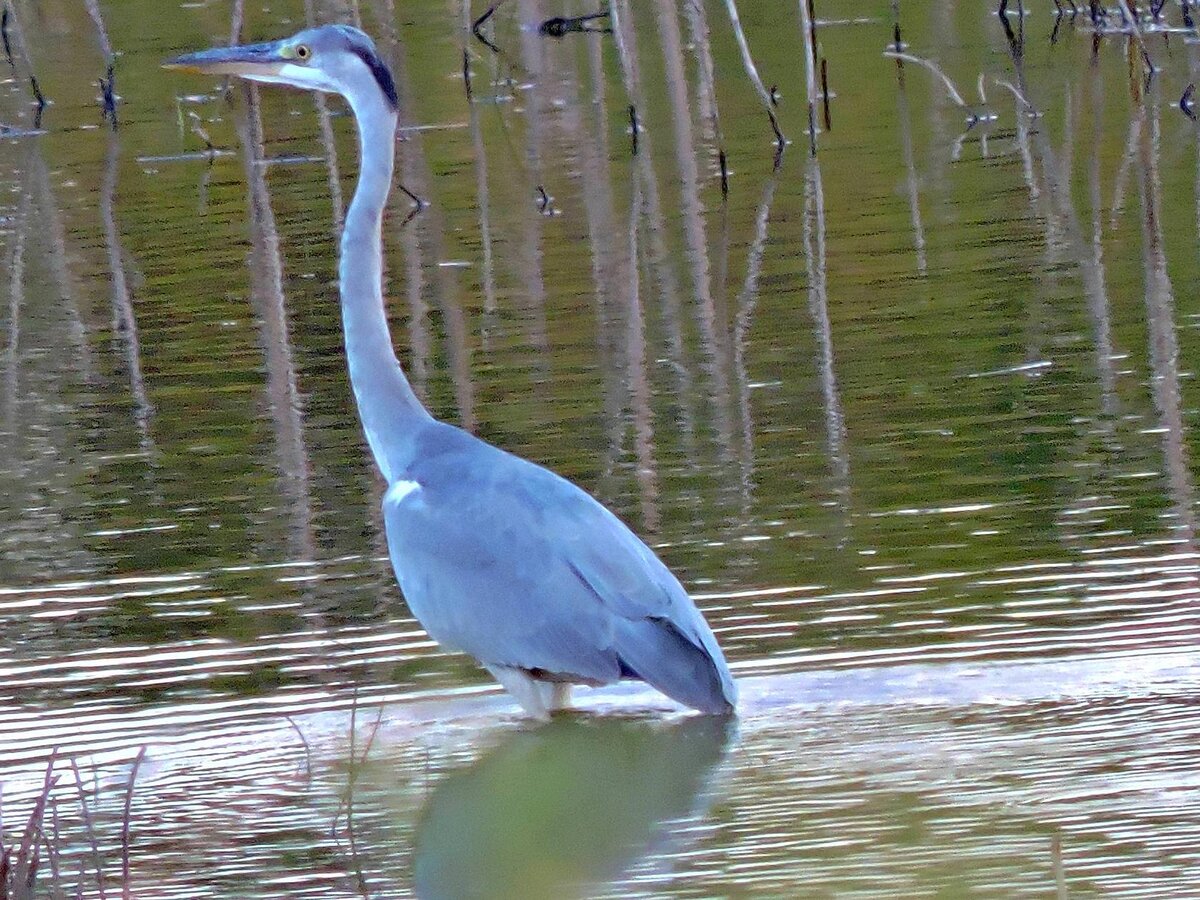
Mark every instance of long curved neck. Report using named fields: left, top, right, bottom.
left=340, top=91, right=431, bottom=483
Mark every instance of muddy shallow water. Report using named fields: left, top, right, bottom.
left=2, top=0, right=1199, bottom=895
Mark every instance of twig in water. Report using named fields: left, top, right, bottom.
left=342, top=689, right=370, bottom=898
left=284, top=716, right=313, bottom=780
left=29, top=74, right=45, bottom=128
left=805, top=0, right=820, bottom=76
left=462, top=48, right=472, bottom=102
left=397, top=204, right=422, bottom=230
left=607, top=0, right=640, bottom=156
left=538, top=10, right=610, bottom=37
left=471, top=0, right=506, bottom=53
left=1181, top=82, right=1197, bottom=120
left=723, top=0, right=785, bottom=150
left=997, top=0, right=1024, bottom=60
left=820, top=58, right=831, bottom=131
left=993, top=77, right=1035, bottom=114
left=68, top=757, right=107, bottom=900
left=7, top=752, right=59, bottom=897
left=348, top=705, right=384, bottom=900
left=330, top=687, right=361, bottom=843
left=358, top=704, right=385, bottom=766
left=43, top=796, right=61, bottom=889
left=798, top=0, right=819, bottom=154
left=99, top=63, right=117, bottom=126
left=1, top=8, right=11, bottom=68
left=882, top=51, right=968, bottom=108
left=395, top=177, right=424, bottom=209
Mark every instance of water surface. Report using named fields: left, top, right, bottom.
left=1, top=0, right=1199, bottom=895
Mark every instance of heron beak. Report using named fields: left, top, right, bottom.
left=163, top=40, right=289, bottom=78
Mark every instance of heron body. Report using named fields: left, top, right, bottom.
left=167, top=25, right=737, bottom=719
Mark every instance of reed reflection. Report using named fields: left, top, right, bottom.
left=413, top=715, right=733, bottom=900
left=305, top=0, right=347, bottom=232
left=556, top=28, right=659, bottom=526
left=575, top=31, right=628, bottom=499
left=3, top=167, right=31, bottom=443
left=463, top=0, right=499, bottom=345
left=893, top=53, right=928, bottom=275
left=30, top=151, right=93, bottom=384
left=732, top=174, right=779, bottom=511
left=995, top=26, right=1190, bottom=555
left=1084, top=63, right=1119, bottom=418
left=1, top=145, right=96, bottom=582
left=681, top=0, right=723, bottom=157
left=625, top=168, right=659, bottom=532
left=655, top=0, right=733, bottom=473
left=1136, top=90, right=1197, bottom=547
left=508, top=0, right=551, bottom=368
left=234, top=85, right=318, bottom=565
left=1052, top=56, right=1125, bottom=545
left=610, top=0, right=698, bottom=463
left=375, top=2, right=476, bottom=432
left=101, top=131, right=155, bottom=450
left=803, top=156, right=850, bottom=515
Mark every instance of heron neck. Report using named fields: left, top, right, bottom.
left=340, top=95, right=430, bottom=483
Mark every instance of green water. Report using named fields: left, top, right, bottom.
left=1, top=0, right=1199, bottom=895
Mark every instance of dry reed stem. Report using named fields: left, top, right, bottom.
left=722, top=0, right=785, bottom=147
left=882, top=51, right=968, bottom=108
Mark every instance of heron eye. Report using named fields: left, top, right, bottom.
left=295, top=44, right=311, bottom=60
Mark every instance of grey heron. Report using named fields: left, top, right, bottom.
left=166, top=25, right=737, bottom=719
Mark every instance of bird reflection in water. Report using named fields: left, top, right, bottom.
left=414, top=715, right=734, bottom=899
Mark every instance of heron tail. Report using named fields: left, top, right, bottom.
left=615, top=616, right=737, bottom=715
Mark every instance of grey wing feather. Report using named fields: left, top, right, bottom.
left=383, top=425, right=736, bottom=713
left=555, top=497, right=738, bottom=712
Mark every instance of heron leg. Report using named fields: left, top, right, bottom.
left=485, top=664, right=550, bottom=721
left=546, top=683, right=573, bottom=713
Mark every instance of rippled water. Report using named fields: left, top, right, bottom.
left=2, top=0, right=1200, bottom=895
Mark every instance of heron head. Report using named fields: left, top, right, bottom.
left=165, top=24, right=397, bottom=112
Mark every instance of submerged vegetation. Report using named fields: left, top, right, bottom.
left=0, top=750, right=143, bottom=900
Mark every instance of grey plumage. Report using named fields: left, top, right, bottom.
left=384, top=422, right=736, bottom=714
left=167, top=24, right=737, bottom=718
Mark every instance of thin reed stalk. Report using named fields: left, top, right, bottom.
left=120, top=748, right=146, bottom=900
left=722, top=0, right=785, bottom=149
left=882, top=51, right=969, bottom=108
left=798, top=0, right=819, bottom=153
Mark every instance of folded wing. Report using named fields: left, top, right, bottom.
left=382, top=425, right=736, bottom=714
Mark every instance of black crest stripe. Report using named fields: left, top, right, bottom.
left=350, top=45, right=398, bottom=110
